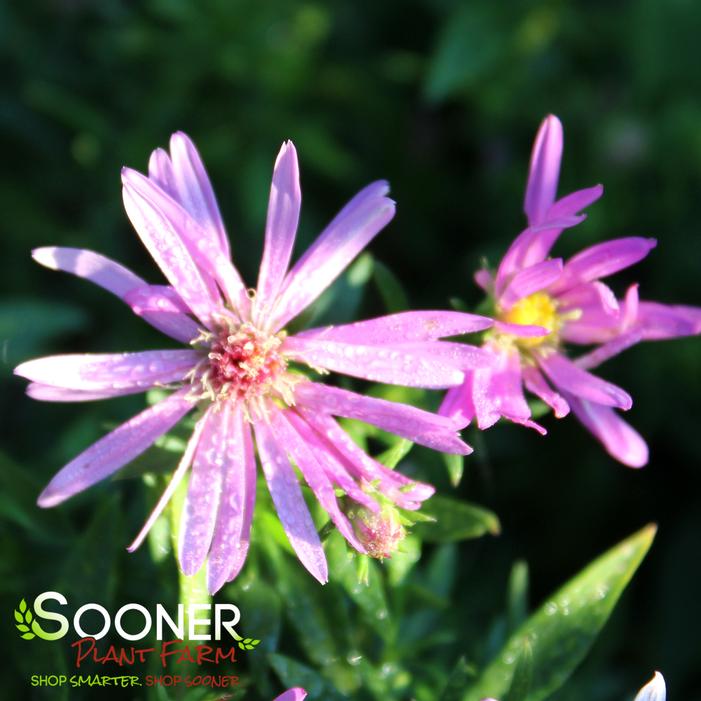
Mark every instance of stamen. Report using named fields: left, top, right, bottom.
left=187, top=319, right=299, bottom=416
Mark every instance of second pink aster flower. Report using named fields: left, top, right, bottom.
left=442, top=115, right=701, bottom=468
left=16, top=134, right=495, bottom=593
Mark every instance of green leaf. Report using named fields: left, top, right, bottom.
left=377, top=438, right=413, bottom=469
left=507, top=560, right=529, bottom=634
left=440, top=657, right=477, bottom=701
left=424, top=4, right=506, bottom=103
left=14, top=610, right=22, bottom=623
left=443, top=452, right=464, bottom=487
left=268, top=653, right=346, bottom=701
left=326, top=530, right=390, bottom=639
left=412, top=496, right=500, bottom=543
left=504, top=640, right=533, bottom=701
left=25, top=609, right=33, bottom=624
left=21, top=632, right=35, bottom=640
left=16, top=623, right=29, bottom=632
left=463, top=524, right=656, bottom=701
left=19, top=598, right=27, bottom=613
left=373, top=259, right=409, bottom=312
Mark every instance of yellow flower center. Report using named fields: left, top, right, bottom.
left=500, top=292, right=560, bottom=349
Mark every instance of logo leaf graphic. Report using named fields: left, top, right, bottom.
left=14, top=599, right=36, bottom=640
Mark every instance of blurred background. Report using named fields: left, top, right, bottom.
left=2, top=0, right=701, bottom=699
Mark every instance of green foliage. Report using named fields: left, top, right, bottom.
left=413, top=495, right=500, bottom=543
left=463, top=525, right=656, bottom=701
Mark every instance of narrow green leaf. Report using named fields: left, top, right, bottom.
left=19, top=598, right=27, bottom=613
left=25, top=609, right=33, bottom=624
left=424, top=4, right=506, bottom=102
left=443, top=452, right=464, bottom=487
left=463, top=524, right=656, bottom=701
left=507, top=560, right=529, bottom=634
left=326, top=530, right=390, bottom=639
left=504, top=640, right=533, bottom=701
left=21, top=632, right=35, bottom=640
left=268, top=653, right=346, bottom=701
left=440, top=657, right=477, bottom=701
left=14, top=610, right=22, bottom=623
left=373, top=259, right=409, bottom=312
left=16, top=623, right=29, bottom=632
left=412, top=496, right=500, bottom=543
left=377, top=438, right=413, bottom=469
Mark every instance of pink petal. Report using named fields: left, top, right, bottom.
left=128, top=414, right=207, bottom=553
left=148, top=147, right=178, bottom=197
left=226, top=420, right=257, bottom=584
left=636, top=300, right=701, bottom=340
left=566, top=393, right=648, bottom=468
left=459, top=349, right=546, bottom=434
left=179, top=406, right=227, bottom=577
left=169, top=132, right=232, bottom=258
left=552, top=237, right=657, bottom=294
left=495, top=217, right=583, bottom=296
left=438, top=381, right=476, bottom=427
left=31, top=247, right=197, bottom=343
left=488, top=350, right=533, bottom=424
left=274, top=690, right=307, bottom=701
left=270, top=181, right=395, bottom=330
left=253, top=414, right=328, bottom=584
left=37, top=389, right=193, bottom=508
left=283, top=336, right=465, bottom=389
left=123, top=169, right=249, bottom=315
left=298, top=409, right=434, bottom=511
left=574, top=330, right=643, bottom=370
left=524, top=115, right=563, bottom=226
left=559, top=281, right=621, bottom=345
left=123, top=285, right=200, bottom=344
left=297, top=310, right=493, bottom=345
left=15, top=350, right=199, bottom=391
left=124, top=285, right=190, bottom=314
left=499, top=258, right=564, bottom=309
left=519, top=184, right=604, bottom=268
left=207, top=407, right=257, bottom=593
left=26, top=383, right=145, bottom=403
left=270, top=410, right=367, bottom=553
left=122, top=183, right=219, bottom=327
left=537, top=352, right=632, bottom=410
left=255, top=141, right=301, bottom=323
left=294, top=381, right=471, bottom=454
left=285, top=412, right=380, bottom=513
left=547, top=184, right=604, bottom=221
left=522, top=366, right=570, bottom=418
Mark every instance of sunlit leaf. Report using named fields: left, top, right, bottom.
left=463, top=525, right=656, bottom=701
left=412, top=496, right=500, bottom=543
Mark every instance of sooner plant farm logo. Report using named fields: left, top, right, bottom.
left=13, top=592, right=259, bottom=649
left=14, top=592, right=261, bottom=691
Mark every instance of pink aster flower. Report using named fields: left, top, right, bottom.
left=15, top=133, right=494, bottom=593
left=441, top=115, right=701, bottom=468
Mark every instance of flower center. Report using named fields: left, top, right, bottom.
left=189, top=320, right=296, bottom=410
left=500, top=291, right=560, bottom=349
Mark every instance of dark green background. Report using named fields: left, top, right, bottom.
left=2, top=1, right=700, bottom=699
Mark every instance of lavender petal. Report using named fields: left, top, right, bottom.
left=253, top=414, right=328, bottom=584
left=37, top=389, right=192, bottom=508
